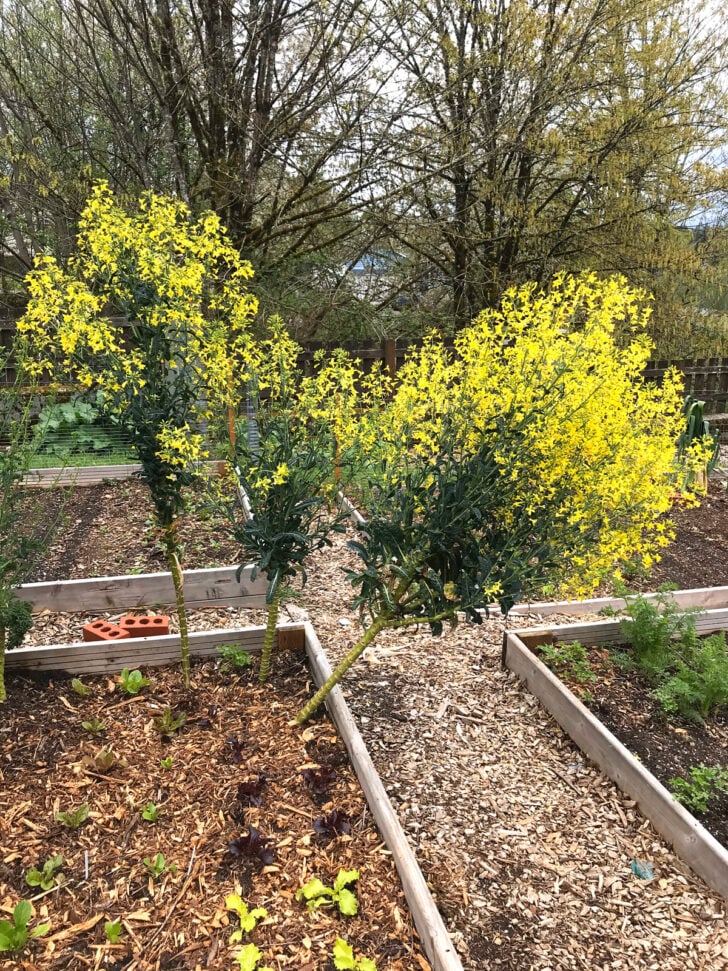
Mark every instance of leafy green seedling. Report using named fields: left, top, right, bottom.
left=0, top=900, right=50, bottom=953
left=104, top=919, right=123, bottom=944
left=217, top=644, right=253, bottom=673
left=119, top=668, right=150, bottom=695
left=82, top=717, right=107, bottom=737
left=152, top=708, right=186, bottom=736
left=333, top=938, right=377, bottom=971
left=26, top=855, right=64, bottom=891
left=235, top=943, right=274, bottom=971
left=141, top=802, right=161, bottom=823
left=539, top=641, right=596, bottom=685
left=225, top=893, right=267, bottom=943
left=160, top=756, right=173, bottom=770
left=669, top=764, right=728, bottom=813
left=143, top=853, right=176, bottom=878
left=71, top=678, right=92, bottom=697
left=296, top=869, right=359, bottom=915
left=55, top=803, right=90, bottom=828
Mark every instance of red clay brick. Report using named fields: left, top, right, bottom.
left=82, top=620, right=131, bottom=642
left=119, top=614, right=170, bottom=637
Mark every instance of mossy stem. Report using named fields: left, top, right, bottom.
left=0, top=624, right=6, bottom=703
left=259, top=591, right=281, bottom=684
left=295, top=613, right=392, bottom=723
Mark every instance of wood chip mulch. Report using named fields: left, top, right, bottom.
left=0, top=654, right=428, bottom=971
left=298, top=529, right=728, bottom=971
left=10, top=473, right=728, bottom=970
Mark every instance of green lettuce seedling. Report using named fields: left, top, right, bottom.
left=0, top=901, right=50, bottom=953
left=333, top=938, right=377, bottom=971
left=296, top=869, right=359, bottom=915
left=71, top=678, right=92, bottom=697
left=55, top=803, right=89, bottom=828
left=143, top=853, right=175, bottom=878
left=225, top=893, right=267, bottom=943
left=235, top=943, right=273, bottom=971
left=141, top=802, right=160, bottom=823
left=82, top=717, right=106, bottom=737
left=26, top=855, right=64, bottom=891
left=104, top=919, right=123, bottom=944
left=152, top=708, right=186, bottom=736
left=119, top=668, right=150, bottom=694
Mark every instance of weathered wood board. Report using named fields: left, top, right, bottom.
left=16, top=565, right=268, bottom=613
left=304, top=622, right=464, bottom=971
left=6, top=623, right=306, bottom=675
left=21, top=460, right=225, bottom=488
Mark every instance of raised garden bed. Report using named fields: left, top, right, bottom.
left=503, top=598, right=728, bottom=900
left=1, top=566, right=461, bottom=970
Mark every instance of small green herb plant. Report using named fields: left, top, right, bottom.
left=141, top=802, right=161, bottom=823
left=0, top=900, right=50, bottom=953
left=152, top=708, right=186, bottom=735
left=669, top=764, right=728, bottom=814
left=296, top=869, right=359, bottom=915
left=55, top=804, right=89, bottom=828
left=333, top=938, right=377, bottom=971
left=217, top=644, right=253, bottom=673
left=26, top=855, right=64, bottom=891
left=104, top=919, right=123, bottom=944
left=119, top=668, right=150, bottom=694
left=82, top=717, right=106, bottom=737
left=143, top=853, right=175, bottom=878
left=235, top=943, right=274, bottom=971
left=618, top=591, right=728, bottom=722
left=225, top=893, right=267, bottom=942
left=539, top=641, right=596, bottom=685
left=71, top=678, right=92, bottom=697
left=160, top=756, right=173, bottom=770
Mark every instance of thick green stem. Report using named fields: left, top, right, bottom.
left=258, top=591, right=281, bottom=684
left=295, top=613, right=392, bottom=723
left=0, top=624, right=6, bottom=704
left=166, top=548, right=190, bottom=689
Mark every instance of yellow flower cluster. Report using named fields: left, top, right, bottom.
left=156, top=423, right=208, bottom=476
left=17, top=182, right=258, bottom=472
left=345, top=274, right=690, bottom=597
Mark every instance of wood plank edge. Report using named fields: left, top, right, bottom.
left=337, top=490, right=367, bottom=527
left=503, top=631, right=728, bottom=899
left=508, top=606, right=728, bottom=649
left=7, top=623, right=306, bottom=673
left=303, top=622, right=464, bottom=971
left=16, top=564, right=269, bottom=611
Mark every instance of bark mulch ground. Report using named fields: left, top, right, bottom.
left=9, top=470, right=728, bottom=970
left=537, top=643, right=728, bottom=849
left=0, top=654, right=427, bottom=970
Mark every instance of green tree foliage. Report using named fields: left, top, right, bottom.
left=373, top=0, right=728, bottom=337
left=0, top=0, right=726, bottom=344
